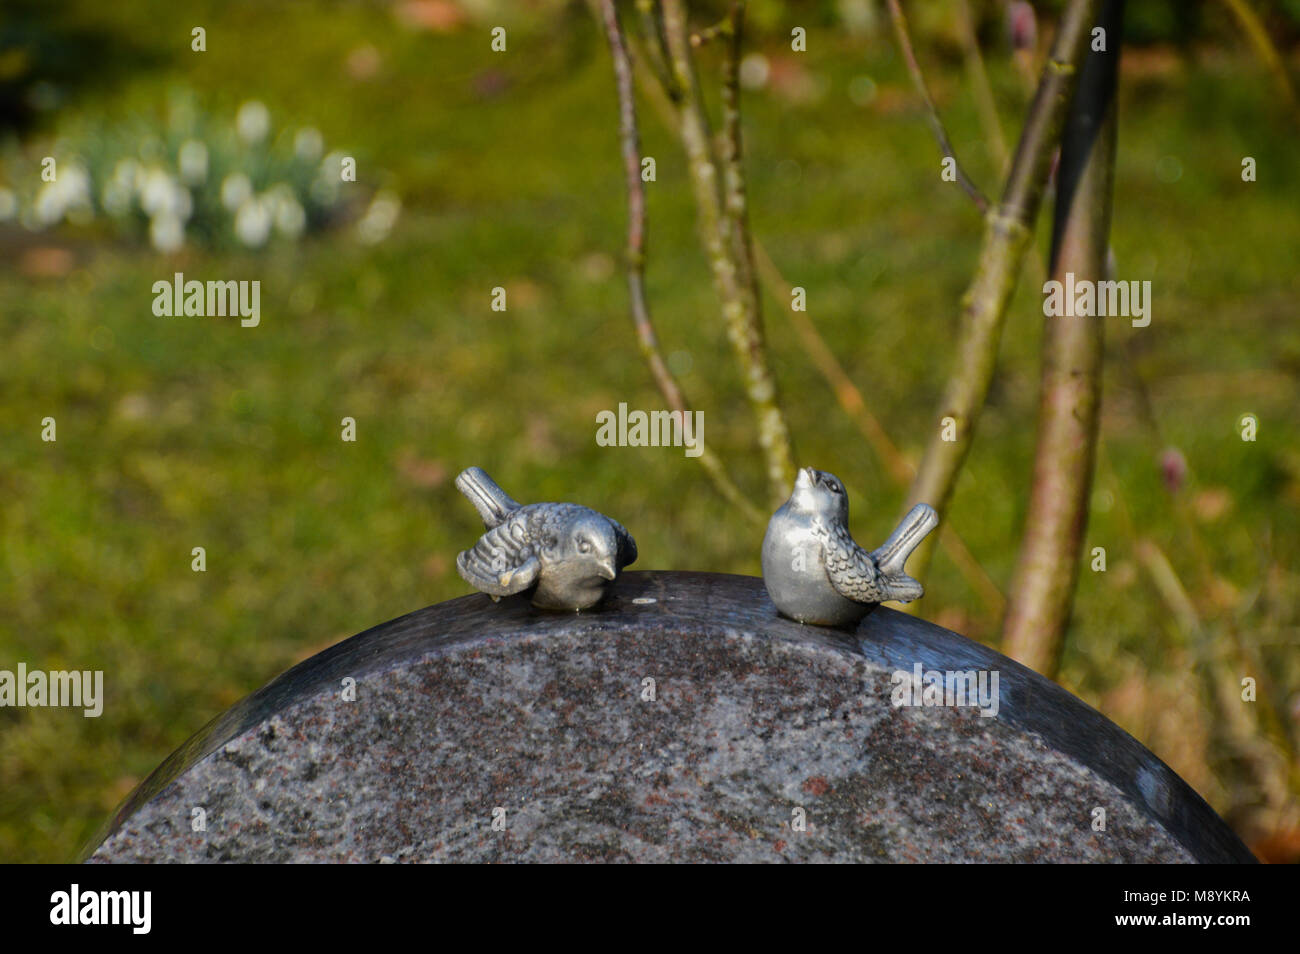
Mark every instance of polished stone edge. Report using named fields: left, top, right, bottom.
left=81, top=571, right=1256, bottom=863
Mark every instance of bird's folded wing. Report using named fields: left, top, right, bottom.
left=814, top=519, right=883, bottom=603
left=456, top=518, right=539, bottom=596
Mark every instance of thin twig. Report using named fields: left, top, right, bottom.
left=954, top=0, right=1009, bottom=172
left=903, top=0, right=1101, bottom=580
left=718, top=1, right=764, bottom=386
left=1002, top=0, right=1122, bottom=676
left=596, top=0, right=762, bottom=524
left=660, top=0, right=796, bottom=506
left=625, top=26, right=681, bottom=128
left=1219, top=0, right=1300, bottom=126
left=885, top=0, right=989, bottom=214
left=635, top=0, right=681, bottom=102
left=954, top=0, right=1055, bottom=299
left=691, top=18, right=730, bottom=48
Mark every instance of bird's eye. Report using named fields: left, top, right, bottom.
left=828, top=482, right=840, bottom=494
left=578, top=538, right=591, bottom=554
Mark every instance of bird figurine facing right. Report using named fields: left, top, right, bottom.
left=455, top=466, right=637, bottom=612
left=762, top=467, right=939, bottom=627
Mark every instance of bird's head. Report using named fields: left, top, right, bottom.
left=564, top=513, right=620, bottom=581
left=789, top=467, right=850, bottom=523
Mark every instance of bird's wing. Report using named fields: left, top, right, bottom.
left=815, top=518, right=925, bottom=604
left=457, top=515, right=539, bottom=596
left=813, top=517, right=886, bottom=604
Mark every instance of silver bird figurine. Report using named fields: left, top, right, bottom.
left=762, top=467, right=939, bottom=627
left=455, top=466, right=637, bottom=611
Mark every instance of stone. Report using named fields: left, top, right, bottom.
left=83, top=572, right=1254, bottom=863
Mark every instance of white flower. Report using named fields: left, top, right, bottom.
left=356, top=189, right=401, bottom=245
left=102, top=159, right=140, bottom=217
left=150, top=213, right=185, bottom=253
left=294, top=127, right=324, bottom=162
left=138, top=168, right=170, bottom=215
left=268, top=184, right=306, bottom=239
left=236, top=100, right=271, bottom=144
left=63, top=165, right=93, bottom=213
left=221, top=172, right=253, bottom=212
left=309, top=152, right=346, bottom=207
left=234, top=196, right=272, bottom=247
left=178, top=139, right=208, bottom=185
left=31, top=163, right=93, bottom=227
left=138, top=168, right=192, bottom=221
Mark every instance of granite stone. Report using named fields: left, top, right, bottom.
left=84, top=572, right=1255, bottom=863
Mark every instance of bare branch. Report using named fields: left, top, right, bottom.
left=719, top=2, right=762, bottom=368
left=1002, top=0, right=1122, bottom=675
left=1219, top=0, right=1300, bottom=126
left=690, top=17, right=730, bottom=48
left=885, top=0, right=989, bottom=214
left=660, top=0, right=796, bottom=506
left=954, top=0, right=1009, bottom=172
left=634, top=0, right=681, bottom=103
left=903, top=0, right=1101, bottom=580
left=596, top=0, right=762, bottom=524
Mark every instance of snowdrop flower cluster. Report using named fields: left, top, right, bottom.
left=0, top=94, right=398, bottom=253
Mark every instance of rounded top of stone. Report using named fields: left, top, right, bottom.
left=84, top=572, right=1254, bottom=863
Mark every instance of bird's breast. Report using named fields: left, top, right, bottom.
left=762, top=514, right=867, bottom=627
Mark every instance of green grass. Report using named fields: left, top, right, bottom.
left=1, top=2, right=1298, bottom=862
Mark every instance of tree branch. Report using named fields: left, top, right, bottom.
left=1219, top=0, right=1300, bottom=127
left=903, top=0, right=1101, bottom=579
left=634, top=0, right=680, bottom=103
left=1002, top=0, right=1122, bottom=676
left=954, top=0, right=1009, bottom=172
left=659, top=0, right=796, bottom=507
left=596, top=0, right=762, bottom=524
left=885, top=0, right=989, bottom=213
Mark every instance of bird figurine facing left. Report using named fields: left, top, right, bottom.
left=454, top=466, right=637, bottom=611
left=762, top=467, right=939, bottom=627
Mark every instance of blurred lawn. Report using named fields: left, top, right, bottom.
left=1, top=1, right=1298, bottom=862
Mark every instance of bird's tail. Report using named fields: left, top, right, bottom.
left=455, top=466, right=521, bottom=528
left=871, top=503, right=939, bottom=579
left=880, top=574, right=925, bottom=604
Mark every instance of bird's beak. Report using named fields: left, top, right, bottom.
left=796, top=467, right=815, bottom=489
left=598, top=559, right=618, bottom=581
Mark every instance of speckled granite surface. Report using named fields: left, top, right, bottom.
left=85, top=572, right=1253, bottom=863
